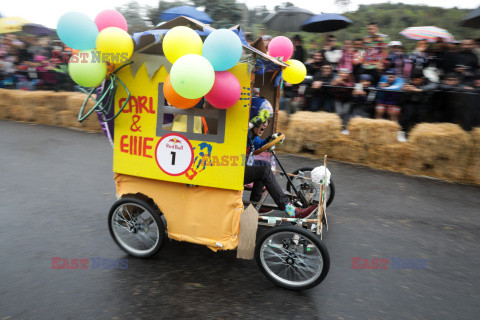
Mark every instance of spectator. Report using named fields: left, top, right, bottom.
left=310, top=64, right=334, bottom=112
left=322, top=35, right=342, bottom=69
left=375, top=69, right=404, bottom=122
left=363, top=21, right=389, bottom=85
left=400, top=71, right=437, bottom=132
left=433, top=37, right=455, bottom=76
left=474, top=38, right=480, bottom=65
left=352, top=38, right=366, bottom=82
left=305, top=51, right=326, bottom=76
left=330, top=68, right=354, bottom=126
left=453, top=39, right=479, bottom=82
left=292, top=34, right=306, bottom=63
left=385, top=41, right=411, bottom=78
left=337, top=40, right=354, bottom=72
left=351, top=74, right=377, bottom=118
left=410, top=39, right=429, bottom=75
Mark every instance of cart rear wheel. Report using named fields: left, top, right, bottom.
left=287, top=167, right=335, bottom=207
left=108, top=197, right=166, bottom=258
left=255, top=225, right=330, bottom=290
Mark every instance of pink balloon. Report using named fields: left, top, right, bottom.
left=94, top=10, right=128, bottom=32
left=205, top=71, right=241, bottom=109
left=267, top=36, right=294, bottom=62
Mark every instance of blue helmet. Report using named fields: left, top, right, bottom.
left=249, top=97, right=273, bottom=127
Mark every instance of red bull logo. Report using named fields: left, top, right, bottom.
left=166, top=138, right=183, bottom=150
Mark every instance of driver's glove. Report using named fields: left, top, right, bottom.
left=270, top=132, right=285, bottom=144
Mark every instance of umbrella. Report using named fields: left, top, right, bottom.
left=400, top=26, right=455, bottom=43
left=159, top=6, right=213, bottom=24
left=22, top=23, right=55, bottom=36
left=0, top=16, right=30, bottom=34
left=301, top=13, right=353, bottom=33
left=461, top=6, right=480, bottom=28
left=262, top=7, right=313, bottom=32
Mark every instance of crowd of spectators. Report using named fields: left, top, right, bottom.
left=279, top=22, right=480, bottom=132
left=0, top=34, right=76, bottom=91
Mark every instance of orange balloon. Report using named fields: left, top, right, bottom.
left=163, top=75, right=201, bottom=109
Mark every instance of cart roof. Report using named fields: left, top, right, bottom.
left=131, top=16, right=288, bottom=68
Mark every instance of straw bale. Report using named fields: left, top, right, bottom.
left=276, top=110, right=289, bottom=133
left=367, top=143, right=415, bottom=172
left=57, top=109, right=81, bottom=128
left=347, top=117, right=400, bottom=146
left=286, top=111, right=342, bottom=150
left=42, top=92, right=78, bottom=111
left=409, top=123, right=471, bottom=163
left=79, top=114, right=102, bottom=132
left=466, top=128, right=480, bottom=183
left=277, top=137, right=303, bottom=153
left=329, top=137, right=366, bottom=163
left=13, top=105, right=35, bottom=122
left=33, top=107, right=57, bottom=125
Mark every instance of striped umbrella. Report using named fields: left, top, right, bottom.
left=400, top=26, right=455, bottom=43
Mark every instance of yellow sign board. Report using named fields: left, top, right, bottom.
left=113, top=62, right=251, bottom=190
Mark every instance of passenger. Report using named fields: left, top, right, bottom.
left=244, top=97, right=317, bottom=218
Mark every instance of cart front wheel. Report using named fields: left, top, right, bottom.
left=108, top=197, right=166, bottom=258
left=255, top=225, right=330, bottom=290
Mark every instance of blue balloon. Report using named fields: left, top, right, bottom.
left=57, top=12, right=98, bottom=50
left=202, top=29, right=242, bottom=71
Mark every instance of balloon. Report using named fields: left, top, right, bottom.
left=94, top=9, right=128, bottom=32
left=170, top=54, right=214, bottom=99
left=163, top=75, right=201, bottom=109
left=162, top=26, right=203, bottom=64
left=205, top=71, right=241, bottom=109
left=57, top=12, right=98, bottom=50
left=268, top=36, right=294, bottom=62
left=96, top=27, right=133, bottom=63
left=68, top=50, right=107, bottom=87
left=202, top=29, right=242, bottom=71
left=282, top=59, right=307, bottom=84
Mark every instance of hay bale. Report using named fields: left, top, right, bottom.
left=276, top=110, right=289, bottom=133
left=409, top=123, right=472, bottom=180
left=328, top=137, right=366, bottom=163
left=367, top=143, right=415, bottom=172
left=80, top=114, right=102, bottom=132
left=57, top=109, right=80, bottom=128
left=0, top=89, right=21, bottom=119
left=467, top=128, right=480, bottom=184
left=13, top=105, right=35, bottom=122
left=347, top=117, right=400, bottom=146
left=45, top=92, right=76, bottom=111
left=33, top=107, right=57, bottom=125
left=286, top=111, right=342, bottom=150
left=277, top=137, right=303, bottom=153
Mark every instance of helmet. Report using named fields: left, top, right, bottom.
left=249, top=97, right=273, bottom=128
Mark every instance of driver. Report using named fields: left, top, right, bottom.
left=244, top=97, right=316, bottom=218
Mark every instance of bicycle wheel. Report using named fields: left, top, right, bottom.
left=255, top=225, right=330, bottom=290
left=286, top=167, right=335, bottom=207
left=108, top=197, right=166, bottom=258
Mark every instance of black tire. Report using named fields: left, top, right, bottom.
left=255, top=225, right=330, bottom=290
left=108, top=197, right=166, bottom=258
left=286, top=167, right=335, bottom=207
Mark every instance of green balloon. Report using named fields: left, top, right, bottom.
left=170, top=54, right=215, bottom=99
left=68, top=50, right=107, bottom=87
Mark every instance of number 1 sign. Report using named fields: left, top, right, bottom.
left=155, top=133, right=194, bottom=176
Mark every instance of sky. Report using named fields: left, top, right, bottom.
left=1, top=0, right=479, bottom=29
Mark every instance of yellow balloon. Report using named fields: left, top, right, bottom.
left=162, top=26, right=203, bottom=64
left=282, top=59, right=307, bottom=84
left=96, top=27, right=133, bottom=64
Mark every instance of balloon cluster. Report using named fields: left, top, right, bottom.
left=57, top=10, right=133, bottom=88
left=163, top=27, right=243, bottom=109
left=267, top=36, right=307, bottom=85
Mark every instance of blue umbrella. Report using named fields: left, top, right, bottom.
left=159, top=6, right=213, bottom=24
left=22, top=23, right=55, bottom=36
left=301, top=13, right=353, bottom=33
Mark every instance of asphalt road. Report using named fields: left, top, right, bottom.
left=1, top=120, right=479, bottom=320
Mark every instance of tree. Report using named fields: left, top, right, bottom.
left=192, top=0, right=243, bottom=29
left=116, top=1, right=150, bottom=33
left=145, top=1, right=186, bottom=27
